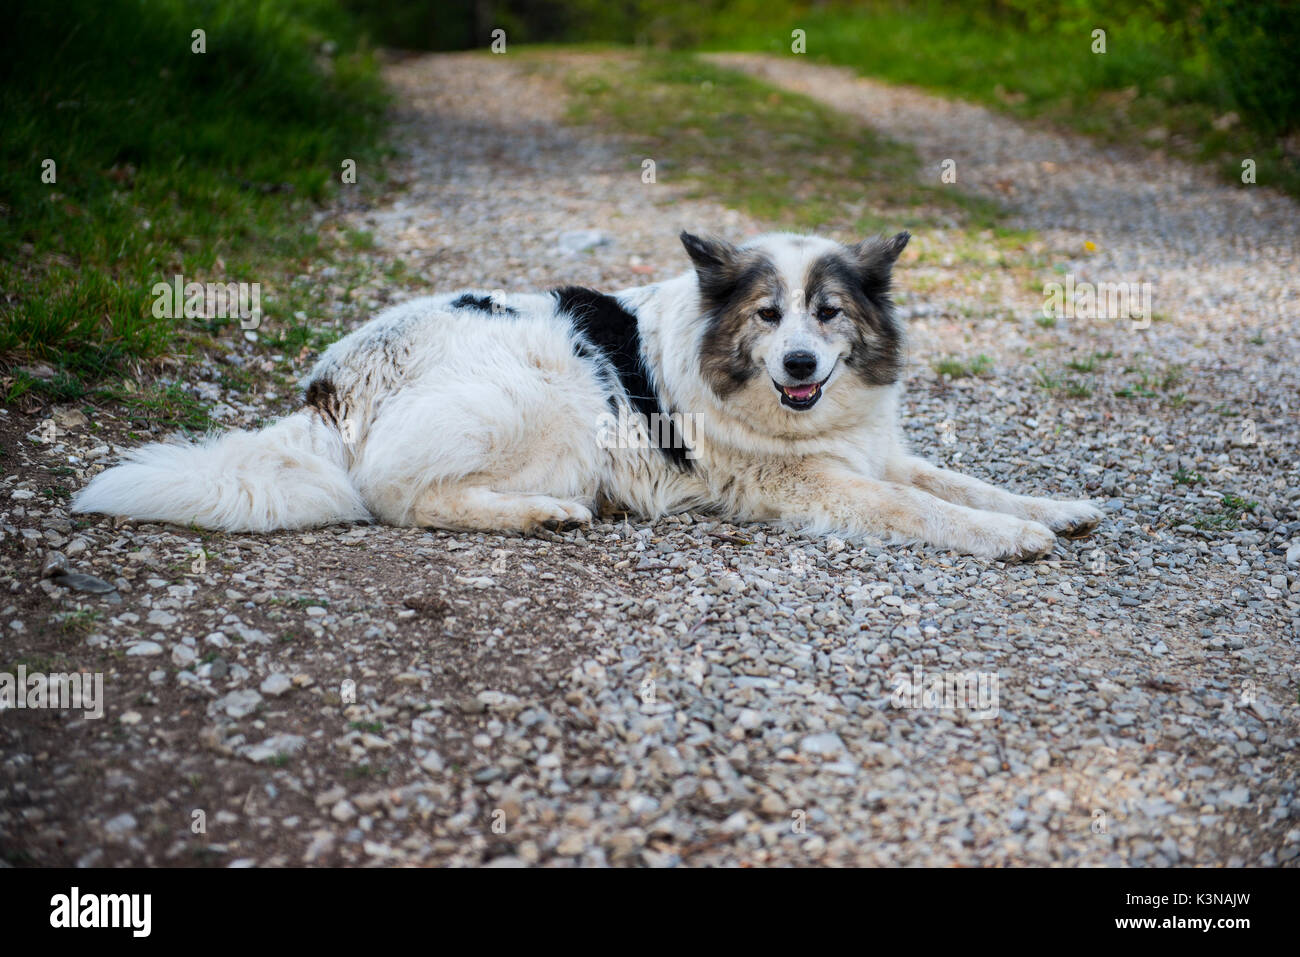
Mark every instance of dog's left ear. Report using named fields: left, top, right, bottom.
left=850, top=231, right=910, bottom=276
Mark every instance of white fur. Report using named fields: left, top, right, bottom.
left=70, top=411, right=368, bottom=531
left=73, top=232, right=1102, bottom=558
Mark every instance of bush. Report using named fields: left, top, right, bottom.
left=1203, top=0, right=1300, bottom=138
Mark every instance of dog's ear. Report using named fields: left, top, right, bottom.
left=681, top=232, right=746, bottom=304
left=851, top=231, right=910, bottom=270
left=680, top=232, right=743, bottom=299
left=849, top=231, right=910, bottom=290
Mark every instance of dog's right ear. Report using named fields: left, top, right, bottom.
left=680, top=232, right=742, bottom=300
left=680, top=232, right=738, bottom=270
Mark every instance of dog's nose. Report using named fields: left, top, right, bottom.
left=783, top=351, right=818, bottom=380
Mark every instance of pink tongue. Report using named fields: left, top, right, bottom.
left=785, top=384, right=817, bottom=399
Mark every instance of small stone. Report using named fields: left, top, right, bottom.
left=419, top=751, right=445, bottom=774
left=244, top=734, right=306, bottom=764
left=259, top=673, right=293, bottom=697
left=800, top=732, right=846, bottom=757
left=303, top=831, right=335, bottom=863
left=315, top=787, right=346, bottom=808
left=53, top=408, right=89, bottom=429
left=1219, top=786, right=1251, bottom=808
left=556, top=229, right=612, bottom=254
left=52, top=571, right=116, bottom=594
left=216, top=689, right=262, bottom=719
left=103, top=813, right=138, bottom=835
left=555, top=833, right=586, bottom=856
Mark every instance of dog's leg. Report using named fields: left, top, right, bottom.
left=769, top=467, right=1057, bottom=561
left=885, top=455, right=1103, bottom=538
left=412, top=485, right=592, bottom=534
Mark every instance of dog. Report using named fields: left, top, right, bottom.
left=73, top=230, right=1102, bottom=560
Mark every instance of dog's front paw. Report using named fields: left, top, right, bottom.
left=963, top=516, right=1057, bottom=562
left=1035, top=499, right=1104, bottom=539
left=534, top=498, right=593, bottom=532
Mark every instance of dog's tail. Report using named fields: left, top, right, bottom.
left=71, top=411, right=370, bottom=532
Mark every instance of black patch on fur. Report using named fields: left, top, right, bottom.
left=304, top=377, right=341, bottom=425
left=451, top=293, right=517, bottom=315
left=803, top=233, right=909, bottom=386
left=552, top=285, right=693, bottom=471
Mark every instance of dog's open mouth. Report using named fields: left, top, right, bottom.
left=775, top=373, right=831, bottom=410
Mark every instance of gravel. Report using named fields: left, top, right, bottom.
left=0, top=52, right=1296, bottom=868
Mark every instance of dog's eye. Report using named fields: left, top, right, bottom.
left=816, top=306, right=841, bottom=321
left=758, top=307, right=781, bottom=322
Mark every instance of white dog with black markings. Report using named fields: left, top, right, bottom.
left=74, top=231, right=1102, bottom=559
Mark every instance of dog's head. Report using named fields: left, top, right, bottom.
left=682, top=230, right=909, bottom=417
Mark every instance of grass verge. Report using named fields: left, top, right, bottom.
left=0, top=0, right=389, bottom=411
left=700, top=3, right=1299, bottom=198
left=560, top=52, right=1014, bottom=240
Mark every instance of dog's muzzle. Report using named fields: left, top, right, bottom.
left=774, top=364, right=833, bottom=410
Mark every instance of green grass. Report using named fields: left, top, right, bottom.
left=1032, top=350, right=1123, bottom=398
left=562, top=53, right=1009, bottom=238
left=1064, top=350, right=1114, bottom=374
left=701, top=2, right=1300, bottom=198
left=345, top=229, right=377, bottom=251
left=56, top=609, right=104, bottom=639
left=1033, top=365, right=1095, bottom=399
left=1113, top=364, right=1185, bottom=402
left=101, top=382, right=214, bottom=432
left=1192, top=494, right=1258, bottom=531
left=933, top=354, right=992, bottom=379
left=0, top=0, right=388, bottom=404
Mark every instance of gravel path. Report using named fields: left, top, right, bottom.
left=2, top=52, right=1297, bottom=868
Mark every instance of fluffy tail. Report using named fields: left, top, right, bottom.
left=72, top=411, right=370, bottom=532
